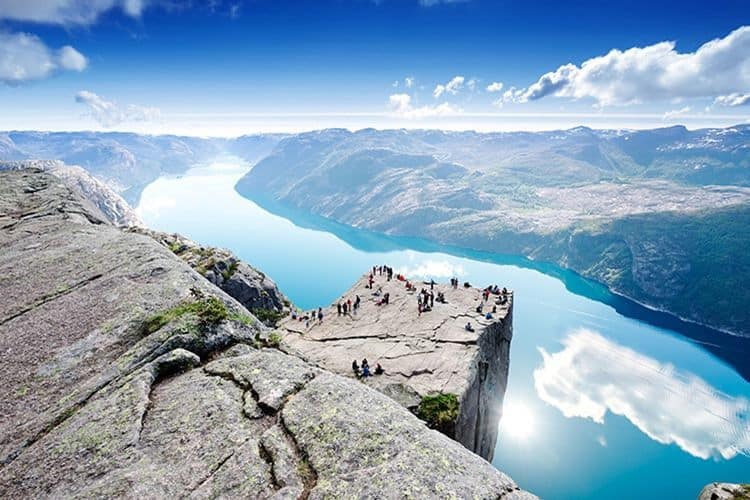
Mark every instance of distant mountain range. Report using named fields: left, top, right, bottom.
left=3, top=125, right=749, bottom=336
left=0, top=131, right=286, bottom=204
left=235, top=125, right=750, bottom=336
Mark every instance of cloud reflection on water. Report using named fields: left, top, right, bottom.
left=533, top=329, right=750, bottom=460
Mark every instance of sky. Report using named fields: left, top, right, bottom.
left=1, top=0, right=750, bottom=136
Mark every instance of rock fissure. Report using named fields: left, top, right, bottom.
left=0, top=273, right=104, bottom=326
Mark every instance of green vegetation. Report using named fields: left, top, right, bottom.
left=228, top=312, right=256, bottom=327
left=536, top=205, right=750, bottom=334
left=141, top=292, right=229, bottom=335
left=221, top=260, right=239, bottom=281
left=266, top=331, right=282, bottom=348
left=417, top=392, right=459, bottom=435
left=251, top=308, right=284, bottom=327
left=168, top=241, right=185, bottom=255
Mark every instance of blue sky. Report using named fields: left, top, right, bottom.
left=1, top=0, right=749, bottom=135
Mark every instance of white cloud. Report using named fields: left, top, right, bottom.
left=534, top=329, right=750, bottom=460
left=663, top=106, right=691, bottom=121
left=510, top=25, right=750, bottom=106
left=714, top=92, right=750, bottom=107
left=0, top=31, right=87, bottom=85
left=0, top=0, right=150, bottom=25
left=486, top=81, right=504, bottom=93
left=388, top=93, right=461, bottom=119
left=433, top=75, right=464, bottom=98
left=404, top=76, right=415, bottom=88
left=466, top=78, right=477, bottom=91
left=75, top=90, right=161, bottom=127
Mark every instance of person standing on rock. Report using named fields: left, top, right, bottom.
left=337, top=303, right=342, bottom=315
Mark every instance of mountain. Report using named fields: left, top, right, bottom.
left=236, top=126, right=750, bottom=336
left=0, top=132, right=287, bottom=205
left=0, top=160, right=142, bottom=227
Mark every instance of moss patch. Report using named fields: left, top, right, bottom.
left=251, top=308, right=284, bottom=327
left=267, top=331, right=282, bottom=348
left=141, top=293, right=229, bottom=336
left=417, top=393, right=459, bottom=436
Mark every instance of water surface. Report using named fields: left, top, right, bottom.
left=137, top=159, right=750, bottom=499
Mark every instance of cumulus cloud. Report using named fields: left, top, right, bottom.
left=714, top=93, right=750, bottom=107
left=507, top=25, right=750, bottom=106
left=0, top=31, right=87, bottom=85
left=663, top=106, right=692, bottom=121
left=486, top=81, right=503, bottom=93
left=534, top=329, right=750, bottom=460
left=388, top=93, right=461, bottom=118
left=75, top=90, right=160, bottom=127
left=433, top=75, right=464, bottom=98
left=0, top=0, right=151, bottom=25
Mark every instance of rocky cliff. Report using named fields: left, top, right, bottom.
left=0, top=160, right=142, bottom=227
left=130, top=228, right=290, bottom=326
left=277, top=274, right=514, bottom=462
left=0, top=169, right=534, bottom=499
left=699, top=483, right=750, bottom=500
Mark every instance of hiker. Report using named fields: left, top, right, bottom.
left=352, top=359, right=360, bottom=376
left=374, top=363, right=384, bottom=375
left=430, top=279, right=435, bottom=290
left=485, top=312, right=493, bottom=320
left=317, top=307, right=323, bottom=322
left=476, top=304, right=483, bottom=314
left=492, top=305, right=497, bottom=313
left=465, top=322, right=474, bottom=332
left=337, top=303, right=342, bottom=315
left=362, top=363, right=371, bottom=377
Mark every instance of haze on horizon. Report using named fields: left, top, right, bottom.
left=1, top=0, right=749, bottom=135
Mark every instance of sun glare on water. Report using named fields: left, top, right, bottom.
left=500, top=401, right=536, bottom=440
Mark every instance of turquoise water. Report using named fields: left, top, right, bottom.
left=137, top=159, right=750, bottom=499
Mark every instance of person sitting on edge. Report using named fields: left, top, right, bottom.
left=362, top=364, right=371, bottom=377
left=374, top=363, right=384, bottom=375
left=465, top=322, right=474, bottom=332
left=485, top=312, right=493, bottom=320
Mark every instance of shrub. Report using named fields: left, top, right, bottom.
left=417, top=392, right=459, bottom=435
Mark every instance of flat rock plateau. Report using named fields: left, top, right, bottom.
left=278, top=273, right=514, bottom=461
left=0, top=169, right=534, bottom=499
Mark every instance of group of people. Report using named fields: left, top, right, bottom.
left=352, top=358, right=384, bottom=378
left=337, top=295, right=361, bottom=315
left=417, top=288, right=435, bottom=315
left=290, top=307, right=324, bottom=328
left=372, top=265, right=394, bottom=281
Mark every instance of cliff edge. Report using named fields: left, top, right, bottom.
left=277, top=272, right=514, bottom=462
left=0, top=170, right=534, bottom=499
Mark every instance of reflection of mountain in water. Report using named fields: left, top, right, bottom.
left=534, top=329, right=750, bottom=460
left=242, top=191, right=750, bottom=383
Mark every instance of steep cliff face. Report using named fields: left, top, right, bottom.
left=0, top=170, right=534, bottom=499
left=277, top=273, right=514, bottom=461
left=454, top=307, right=513, bottom=461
